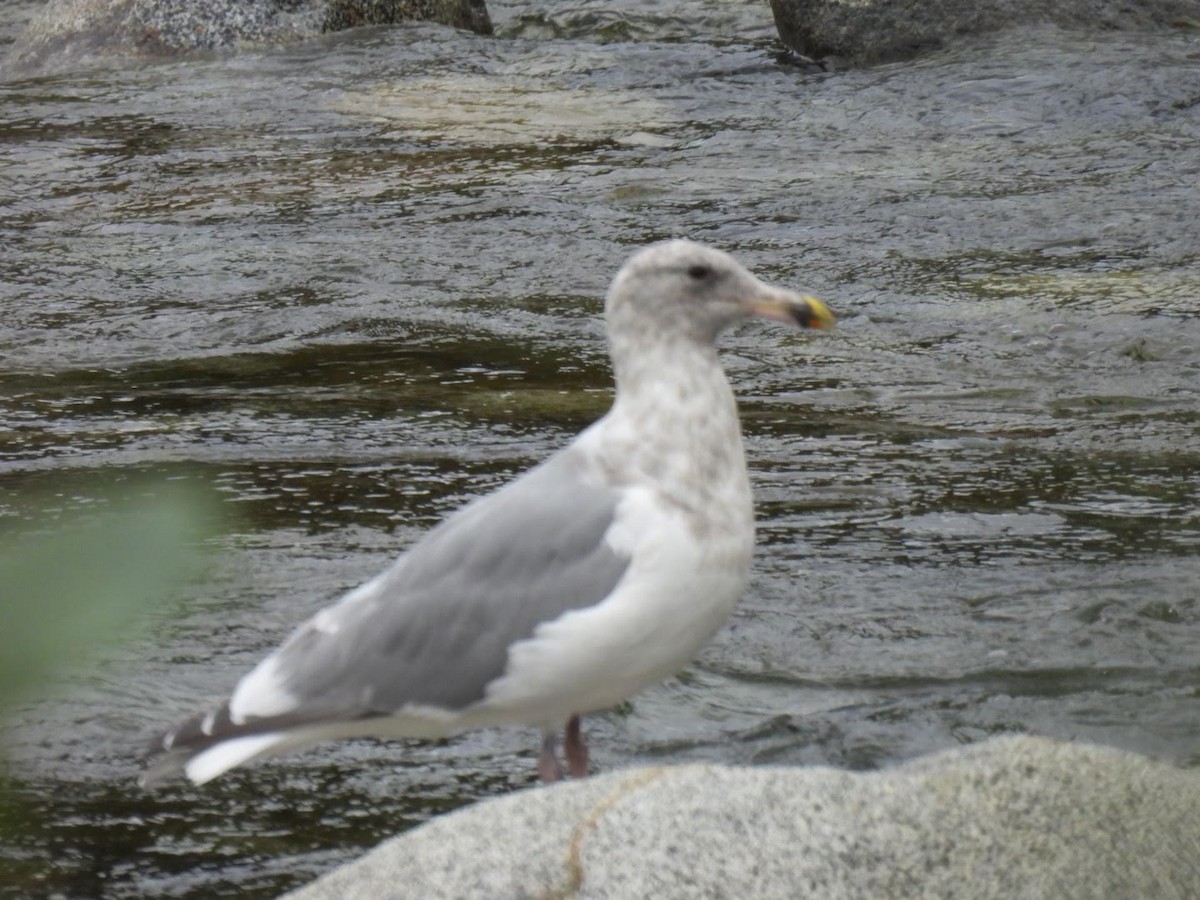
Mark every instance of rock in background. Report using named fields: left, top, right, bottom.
left=770, top=0, right=1200, bottom=64
left=3, top=0, right=491, bottom=77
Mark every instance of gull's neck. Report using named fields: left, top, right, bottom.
left=589, top=328, right=754, bottom=536
left=608, top=330, right=733, bottom=421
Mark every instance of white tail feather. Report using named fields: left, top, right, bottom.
left=185, top=733, right=287, bottom=785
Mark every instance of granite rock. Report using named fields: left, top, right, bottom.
left=284, top=736, right=1200, bottom=899
left=3, top=0, right=491, bottom=76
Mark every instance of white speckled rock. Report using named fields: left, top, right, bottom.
left=283, top=736, right=1200, bottom=899
left=769, top=0, right=1200, bottom=64
left=3, top=0, right=491, bottom=77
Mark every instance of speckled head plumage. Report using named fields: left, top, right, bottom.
left=605, top=239, right=834, bottom=346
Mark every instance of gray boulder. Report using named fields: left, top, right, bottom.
left=284, top=736, right=1200, bottom=899
left=769, top=0, right=1200, bottom=64
left=3, top=0, right=491, bottom=77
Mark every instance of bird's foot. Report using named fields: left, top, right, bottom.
left=564, top=714, right=589, bottom=778
left=538, top=730, right=564, bottom=782
left=538, top=716, right=589, bottom=781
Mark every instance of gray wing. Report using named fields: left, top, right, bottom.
left=245, top=445, right=630, bottom=719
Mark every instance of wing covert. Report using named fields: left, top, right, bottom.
left=232, top=448, right=630, bottom=721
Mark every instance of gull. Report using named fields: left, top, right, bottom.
left=141, top=239, right=834, bottom=786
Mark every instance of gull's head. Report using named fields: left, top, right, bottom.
left=605, top=239, right=834, bottom=344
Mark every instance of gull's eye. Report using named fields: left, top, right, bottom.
left=687, top=264, right=714, bottom=281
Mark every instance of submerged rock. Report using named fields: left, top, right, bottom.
left=3, top=0, right=491, bottom=77
left=769, top=0, right=1200, bottom=64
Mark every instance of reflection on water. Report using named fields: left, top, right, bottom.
left=1, top=1, right=1198, bottom=896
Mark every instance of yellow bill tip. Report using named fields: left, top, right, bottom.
left=791, top=294, right=835, bottom=330
left=747, top=292, right=836, bottom=330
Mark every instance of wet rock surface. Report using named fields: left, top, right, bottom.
left=3, top=0, right=491, bottom=77
left=769, top=0, right=1200, bottom=64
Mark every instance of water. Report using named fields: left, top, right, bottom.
left=1, top=1, right=1199, bottom=896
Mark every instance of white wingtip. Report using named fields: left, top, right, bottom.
left=184, top=733, right=287, bottom=785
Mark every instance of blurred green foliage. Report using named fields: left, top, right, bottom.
left=0, top=483, right=220, bottom=710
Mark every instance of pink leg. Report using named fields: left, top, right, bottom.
left=564, top=714, right=589, bottom=778
left=538, top=730, right=564, bottom=782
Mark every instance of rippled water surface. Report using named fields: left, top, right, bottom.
left=2, top=1, right=1199, bottom=896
